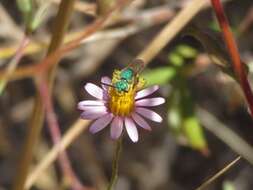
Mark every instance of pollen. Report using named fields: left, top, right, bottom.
left=108, top=69, right=146, bottom=116
left=107, top=70, right=135, bottom=116
left=108, top=87, right=136, bottom=116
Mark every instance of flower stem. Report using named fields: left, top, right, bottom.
left=107, top=138, right=123, bottom=190
left=210, top=0, right=253, bottom=117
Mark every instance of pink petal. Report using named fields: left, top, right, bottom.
left=135, top=97, right=165, bottom=107
left=110, top=117, right=123, bottom=140
left=101, top=76, right=112, bottom=90
left=131, top=113, right=151, bottom=131
left=81, top=109, right=108, bottom=120
left=135, top=85, right=159, bottom=99
left=78, top=100, right=105, bottom=110
left=78, top=104, right=107, bottom=112
left=125, top=117, right=138, bottom=143
left=89, top=114, right=113, bottom=134
left=84, top=83, right=105, bottom=100
left=135, top=107, right=163, bottom=123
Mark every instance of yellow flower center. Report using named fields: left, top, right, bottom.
left=108, top=70, right=146, bottom=116
left=108, top=86, right=136, bottom=116
left=107, top=70, right=133, bottom=116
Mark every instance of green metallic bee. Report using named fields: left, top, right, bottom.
left=103, top=59, right=145, bottom=93
left=115, top=58, right=145, bottom=92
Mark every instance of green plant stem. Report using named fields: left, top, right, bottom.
left=12, top=1, right=76, bottom=190
left=107, top=138, right=123, bottom=190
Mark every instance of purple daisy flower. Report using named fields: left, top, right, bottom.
left=78, top=76, right=165, bottom=143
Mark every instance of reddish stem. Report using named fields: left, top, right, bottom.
left=37, top=78, right=86, bottom=190
left=0, top=35, right=30, bottom=95
left=210, top=0, right=253, bottom=117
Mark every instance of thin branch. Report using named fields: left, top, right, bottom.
left=197, top=107, right=253, bottom=165
left=0, top=0, right=132, bottom=81
left=137, top=0, right=209, bottom=64
left=25, top=119, right=90, bottom=189
left=195, top=156, right=241, bottom=190
left=12, top=1, right=76, bottom=190
left=0, top=34, right=30, bottom=95
left=0, top=5, right=174, bottom=61
left=238, top=6, right=253, bottom=34
left=52, top=0, right=96, bottom=16
left=97, top=0, right=117, bottom=16
left=0, top=4, right=23, bottom=39
left=6, top=0, right=204, bottom=80
left=20, top=5, right=133, bottom=186
left=210, top=0, right=253, bottom=117
left=37, top=78, right=84, bottom=190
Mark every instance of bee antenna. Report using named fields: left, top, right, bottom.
left=101, top=82, right=116, bottom=88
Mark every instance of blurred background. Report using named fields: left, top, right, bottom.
left=0, top=0, right=253, bottom=189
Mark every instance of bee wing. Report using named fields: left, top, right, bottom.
left=124, top=58, right=145, bottom=75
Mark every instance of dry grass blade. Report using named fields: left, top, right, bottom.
left=25, top=119, right=90, bottom=189
left=37, top=78, right=84, bottom=189
left=195, top=156, right=241, bottom=190
left=0, top=0, right=133, bottom=81
left=0, top=35, right=30, bottom=95
left=0, top=4, right=23, bottom=39
left=137, top=0, right=209, bottom=64
left=12, top=1, right=76, bottom=190
left=13, top=1, right=133, bottom=189
left=0, top=5, right=174, bottom=62
left=197, top=107, right=253, bottom=165
left=52, top=0, right=96, bottom=16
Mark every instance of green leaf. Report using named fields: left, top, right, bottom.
left=16, top=0, right=32, bottom=13
left=184, top=25, right=245, bottom=80
left=28, top=1, right=50, bottom=32
left=168, top=107, right=182, bottom=132
left=183, top=116, right=207, bottom=150
left=167, top=90, right=182, bottom=132
left=141, top=67, right=177, bottom=86
left=168, top=52, right=184, bottom=67
left=222, top=181, right=235, bottom=190
left=209, top=21, right=221, bottom=32
left=176, top=44, right=198, bottom=59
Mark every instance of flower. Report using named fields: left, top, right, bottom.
left=78, top=74, right=165, bottom=143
